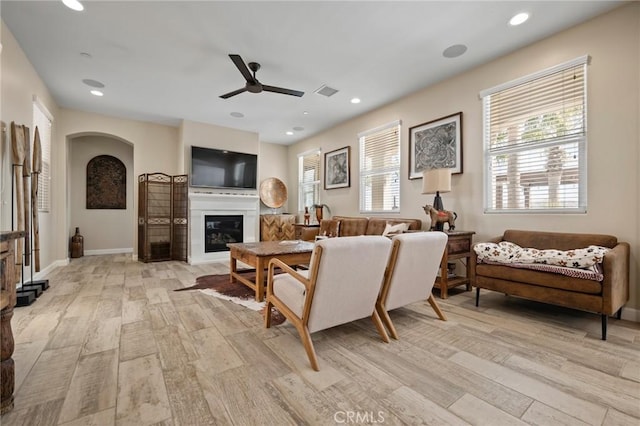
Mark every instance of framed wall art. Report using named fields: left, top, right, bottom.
left=409, top=112, right=463, bottom=179
left=86, top=154, right=126, bottom=209
left=324, top=146, right=350, bottom=189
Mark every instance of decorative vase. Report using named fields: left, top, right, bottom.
left=315, top=206, right=323, bottom=223
left=303, top=207, right=310, bottom=225
left=70, top=227, right=84, bottom=258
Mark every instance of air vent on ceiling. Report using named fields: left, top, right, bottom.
left=314, top=84, right=339, bottom=97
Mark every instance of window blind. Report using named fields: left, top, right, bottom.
left=33, top=97, right=52, bottom=212
left=481, top=57, right=588, bottom=213
left=298, top=149, right=320, bottom=211
left=359, top=120, right=401, bottom=213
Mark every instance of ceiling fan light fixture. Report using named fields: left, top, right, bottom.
left=509, top=12, right=529, bottom=26
left=62, top=0, right=84, bottom=11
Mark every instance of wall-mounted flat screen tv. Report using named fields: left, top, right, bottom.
left=190, top=146, right=258, bottom=189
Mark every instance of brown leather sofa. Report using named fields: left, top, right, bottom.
left=470, top=229, right=630, bottom=340
left=315, top=216, right=422, bottom=238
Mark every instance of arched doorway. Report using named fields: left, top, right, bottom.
left=68, top=133, right=134, bottom=255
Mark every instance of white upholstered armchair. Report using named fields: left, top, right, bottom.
left=376, top=231, right=448, bottom=339
left=265, top=236, right=392, bottom=371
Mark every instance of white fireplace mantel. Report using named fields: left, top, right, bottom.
left=189, top=192, right=259, bottom=264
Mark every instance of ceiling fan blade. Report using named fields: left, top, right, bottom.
left=229, top=54, right=253, bottom=82
left=219, top=87, right=247, bottom=99
left=262, top=85, right=304, bottom=97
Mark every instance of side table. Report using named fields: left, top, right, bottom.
left=294, top=223, right=320, bottom=241
left=434, top=230, right=475, bottom=299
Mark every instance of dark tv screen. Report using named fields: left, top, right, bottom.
left=190, top=146, right=257, bottom=189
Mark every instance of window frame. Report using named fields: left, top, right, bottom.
left=297, top=148, right=321, bottom=212
left=32, top=96, right=53, bottom=213
left=358, top=120, right=402, bottom=215
left=480, top=56, right=589, bottom=214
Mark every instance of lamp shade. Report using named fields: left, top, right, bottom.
left=422, top=168, right=452, bottom=194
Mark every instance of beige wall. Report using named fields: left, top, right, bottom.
left=69, top=135, right=134, bottom=253
left=258, top=142, right=290, bottom=214
left=287, top=4, right=640, bottom=312
left=56, top=109, right=180, bottom=261
left=1, top=21, right=58, bottom=272
left=180, top=119, right=259, bottom=175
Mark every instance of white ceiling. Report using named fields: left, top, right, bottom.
left=1, top=1, right=623, bottom=145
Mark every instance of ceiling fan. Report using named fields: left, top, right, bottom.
left=220, top=54, right=304, bottom=99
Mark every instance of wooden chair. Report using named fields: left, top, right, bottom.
left=265, top=236, right=392, bottom=371
left=376, top=232, right=448, bottom=339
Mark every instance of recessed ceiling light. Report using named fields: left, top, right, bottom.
left=90, top=90, right=103, bottom=97
left=442, top=44, right=468, bottom=58
left=303, top=111, right=309, bottom=115
left=82, top=79, right=104, bottom=88
left=509, top=12, right=529, bottom=26
left=62, top=0, right=84, bottom=11
left=285, top=131, right=294, bottom=136
left=350, top=98, right=361, bottom=104
left=230, top=112, right=244, bottom=118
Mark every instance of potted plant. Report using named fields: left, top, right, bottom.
left=310, top=203, right=331, bottom=223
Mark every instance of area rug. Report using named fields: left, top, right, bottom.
left=176, top=270, right=286, bottom=325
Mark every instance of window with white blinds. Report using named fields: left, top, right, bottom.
left=32, top=97, right=52, bottom=212
left=359, top=120, right=401, bottom=213
left=298, top=149, right=321, bottom=211
left=480, top=56, right=588, bottom=213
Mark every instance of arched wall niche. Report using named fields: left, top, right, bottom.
left=68, top=132, right=135, bottom=254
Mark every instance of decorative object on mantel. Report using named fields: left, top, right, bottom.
left=86, top=155, right=126, bottom=209
left=409, top=111, right=463, bottom=179
left=311, top=203, right=331, bottom=223
left=259, top=177, right=287, bottom=212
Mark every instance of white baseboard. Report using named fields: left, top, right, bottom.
left=30, top=258, right=68, bottom=282
left=621, top=306, right=639, bottom=322
left=84, top=248, right=133, bottom=256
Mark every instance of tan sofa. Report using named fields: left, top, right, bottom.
left=319, top=216, right=422, bottom=238
left=470, top=229, right=630, bottom=340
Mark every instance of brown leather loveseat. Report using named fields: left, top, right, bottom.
left=470, top=229, right=629, bottom=340
left=314, top=216, right=422, bottom=239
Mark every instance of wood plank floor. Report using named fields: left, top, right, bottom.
left=2, top=254, right=639, bottom=425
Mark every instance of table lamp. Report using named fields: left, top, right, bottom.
left=422, top=168, right=451, bottom=211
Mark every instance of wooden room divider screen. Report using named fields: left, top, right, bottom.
left=138, top=173, right=188, bottom=262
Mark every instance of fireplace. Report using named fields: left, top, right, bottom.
left=204, top=215, right=243, bottom=252
left=189, top=192, right=259, bottom=264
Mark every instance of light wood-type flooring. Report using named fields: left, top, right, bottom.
left=2, top=254, right=639, bottom=425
